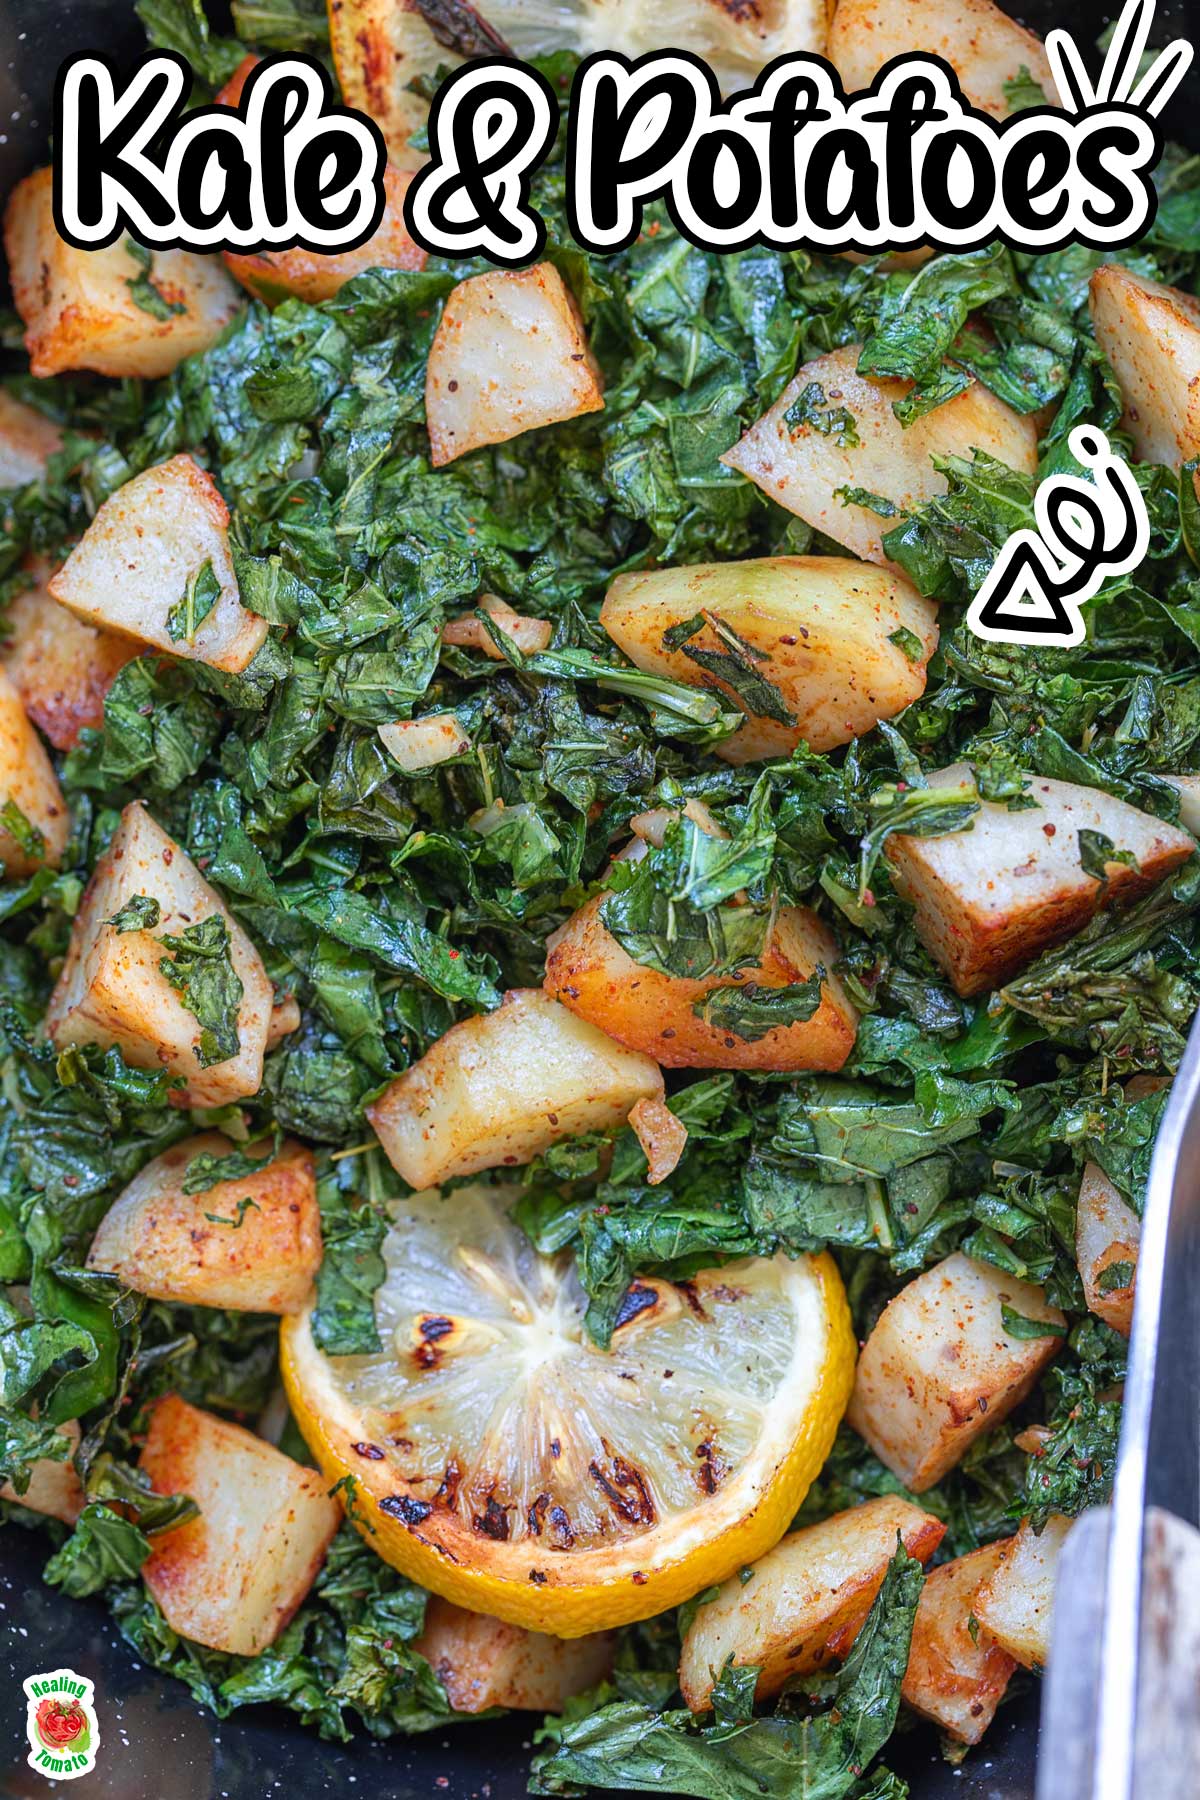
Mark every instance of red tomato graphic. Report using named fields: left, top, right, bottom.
left=34, top=1697, right=85, bottom=1748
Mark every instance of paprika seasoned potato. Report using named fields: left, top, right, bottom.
left=3, top=566, right=136, bottom=749
left=0, top=663, right=69, bottom=875
left=87, top=1134, right=321, bottom=1315
left=973, top=1513, right=1074, bottom=1671
left=901, top=1542, right=1018, bottom=1744
left=679, top=1495, right=944, bottom=1712
left=0, top=1421, right=83, bottom=1525
left=885, top=765, right=1195, bottom=997
left=545, top=894, right=858, bottom=1070
left=46, top=801, right=273, bottom=1108
left=4, top=167, right=240, bottom=379
left=378, top=713, right=471, bottom=773
left=828, top=0, right=1059, bottom=115
left=722, top=347, right=1038, bottom=573
left=139, top=1395, right=340, bottom=1657
left=600, top=555, right=938, bottom=763
left=414, top=1598, right=616, bottom=1712
left=367, top=987, right=664, bottom=1189
left=216, top=56, right=425, bottom=302
left=847, top=1252, right=1066, bottom=1491
left=425, top=266, right=603, bottom=467
left=1076, top=1161, right=1140, bottom=1337
left=1089, top=264, right=1200, bottom=470
left=0, top=391, right=61, bottom=486
left=50, top=455, right=268, bottom=674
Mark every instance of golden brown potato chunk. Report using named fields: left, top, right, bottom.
left=0, top=663, right=68, bottom=875
left=0, top=391, right=61, bottom=486
left=367, top=987, right=664, bottom=1189
left=87, top=1134, right=321, bottom=1315
left=679, top=1495, right=945, bottom=1712
left=847, top=1253, right=1066, bottom=1492
left=600, top=556, right=938, bottom=763
left=973, top=1513, right=1073, bottom=1671
left=544, top=895, right=858, bottom=1071
left=4, top=168, right=240, bottom=379
left=425, top=265, right=603, bottom=467
left=828, top=0, right=1059, bottom=115
left=3, top=565, right=136, bottom=750
left=1076, top=1161, right=1140, bottom=1337
left=0, top=1420, right=83, bottom=1525
left=45, top=801, right=273, bottom=1107
left=414, top=1597, right=616, bottom=1712
left=139, top=1395, right=340, bottom=1656
left=266, top=992, right=302, bottom=1052
left=216, top=57, right=425, bottom=302
left=723, top=348, right=1038, bottom=573
left=901, top=1542, right=1018, bottom=1744
left=1089, top=264, right=1200, bottom=471
left=50, top=455, right=267, bottom=675
left=885, top=765, right=1195, bottom=998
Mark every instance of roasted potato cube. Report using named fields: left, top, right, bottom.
left=679, top=1495, right=945, bottom=1712
left=0, top=663, right=68, bottom=874
left=973, top=1513, right=1073, bottom=1671
left=267, top=991, right=302, bottom=1051
left=1076, top=1161, right=1140, bottom=1337
left=378, top=713, right=471, bottom=772
left=722, top=348, right=1038, bottom=574
left=139, top=1395, right=339, bottom=1656
left=49, top=455, right=267, bottom=674
left=4, top=168, right=240, bottom=379
left=544, top=897, right=857, bottom=1071
left=885, top=765, right=1195, bottom=998
left=1162, top=773, right=1200, bottom=835
left=442, top=596, right=553, bottom=659
left=828, top=0, right=1059, bottom=116
left=0, top=1420, right=83, bottom=1525
left=3, top=564, right=136, bottom=749
left=425, top=265, right=603, bottom=467
left=45, top=801, right=272, bottom=1107
left=216, top=57, right=424, bottom=302
left=367, top=987, right=664, bottom=1189
left=600, top=555, right=937, bottom=763
left=414, top=1597, right=616, bottom=1712
left=1089, top=265, right=1200, bottom=470
left=847, top=1253, right=1066, bottom=1492
left=0, top=391, right=61, bottom=486
left=901, top=1543, right=1017, bottom=1744
left=87, top=1133, right=321, bottom=1315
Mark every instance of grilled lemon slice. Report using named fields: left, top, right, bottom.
left=328, top=0, right=832, bottom=170
left=281, top=1183, right=855, bottom=1635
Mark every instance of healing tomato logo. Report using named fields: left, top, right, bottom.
left=35, top=1696, right=86, bottom=1749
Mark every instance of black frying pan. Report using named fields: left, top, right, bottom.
left=0, top=2, right=1193, bottom=1795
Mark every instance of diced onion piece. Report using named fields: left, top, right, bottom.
left=367, top=988, right=664, bottom=1189
left=629, top=799, right=726, bottom=847
left=0, top=391, right=61, bottom=485
left=379, top=712, right=471, bottom=772
left=722, top=346, right=1038, bottom=573
left=628, top=1095, right=688, bottom=1184
left=1076, top=1161, right=1140, bottom=1338
left=973, top=1513, right=1074, bottom=1671
left=139, top=1394, right=340, bottom=1656
left=50, top=455, right=267, bottom=674
left=846, top=1252, right=1066, bottom=1492
left=4, top=167, right=239, bottom=379
left=442, top=596, right=553, bottom=660
left=425, top=265, right=603, bottom=467
left=266, top=992, right=301, bottom=1052
left=885, top=765, right=1195, bottom=997
left=678, top=1495, right=944, bottom=1712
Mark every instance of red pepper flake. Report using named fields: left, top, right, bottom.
left=448, top=948, right=460, bottom=959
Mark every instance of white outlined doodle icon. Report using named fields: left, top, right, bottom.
left=965, top=427, right=1150, bottom=651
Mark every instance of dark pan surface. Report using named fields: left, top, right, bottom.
left=0, top=1, right=1193, bottom=1795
